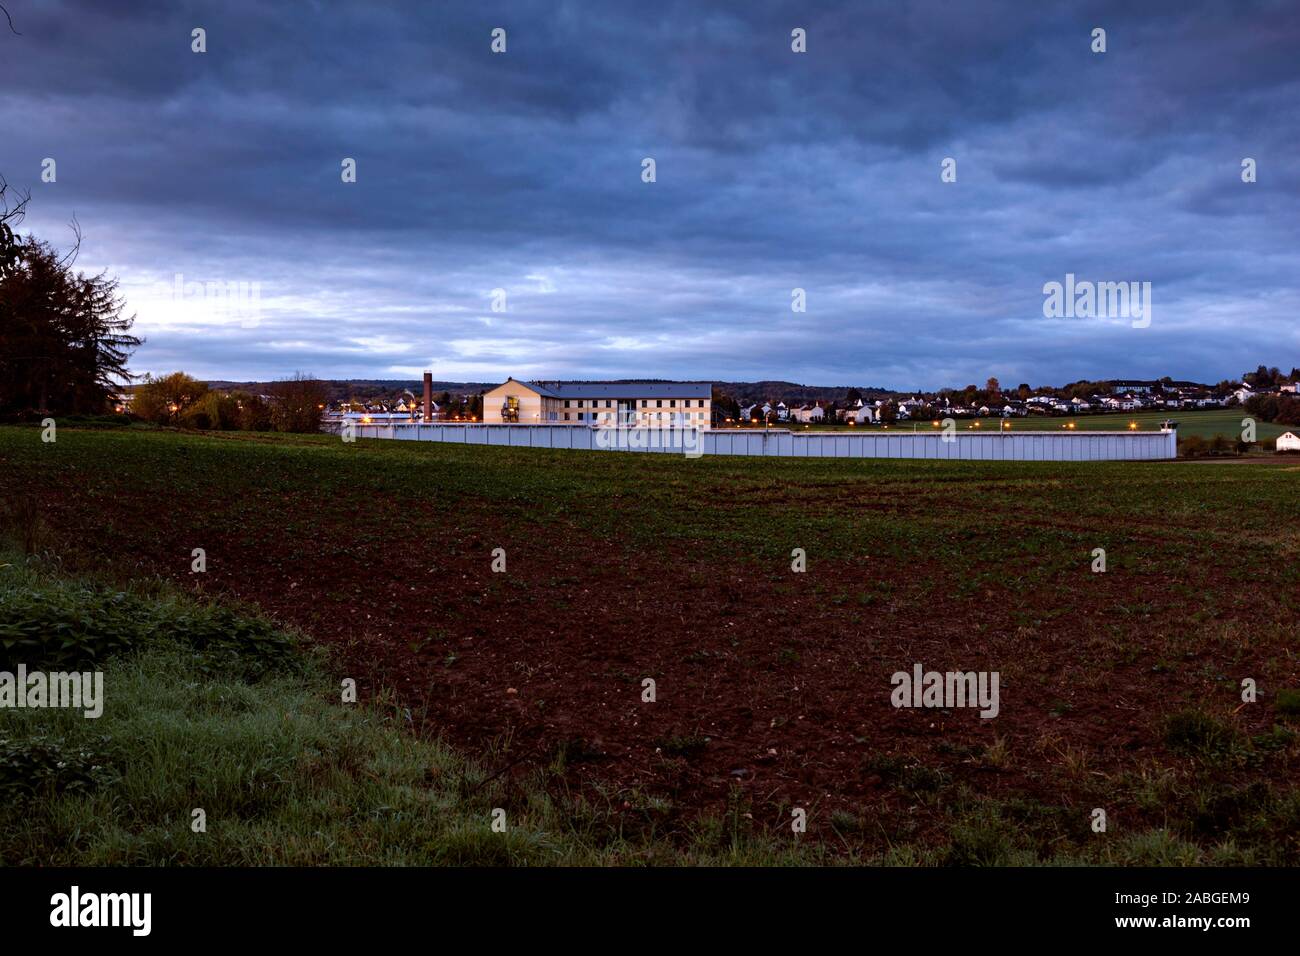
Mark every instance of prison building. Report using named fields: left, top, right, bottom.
left=481, top=379, right=713, bottom=428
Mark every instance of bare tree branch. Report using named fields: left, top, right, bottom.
left=58, top=213, right=83, bottom=268
left=0, top=3, right=20, bottom=36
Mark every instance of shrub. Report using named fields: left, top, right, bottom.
left=0, top=735, right=117, bottom=801
left=0, top=576, right=298, bottom=676
left=0, top=586, right=143, bottom=669
left=180, top=391, right=241, bottom=430
left=133, top=372, right=207, bottom=425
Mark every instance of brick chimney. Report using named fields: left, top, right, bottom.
left=423, top=371, right=433, bottom=423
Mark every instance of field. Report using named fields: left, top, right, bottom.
left=757, top=408, right=1285, bottom=441
left=3, top=423, right=1300, bottom=864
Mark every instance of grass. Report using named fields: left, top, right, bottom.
left=2, top=424, right=1299, bottom=865
left=2, top=550, right=1294, bottom=865
left=748, top=408, right=1288, bottom=441
left=0, top=552, right=843, bottom=865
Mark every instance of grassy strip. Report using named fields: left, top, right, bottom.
left=0, top=553, right=847, bottom=865
left=3, top=553, right=1296, bottom=865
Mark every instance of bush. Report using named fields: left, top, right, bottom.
left=0, top=573, right=297, bottom=676
left=133, top=372, right=207, bottom=425
left=0, top=735, right=117, bottom=802
left=180, top=391, right=241, bottom=431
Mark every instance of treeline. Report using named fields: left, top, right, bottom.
left=134, top=371, right=327, bottom=433
left=1244, top=393, right=1300, bottom=427
left=0, top=183, right=140, bottom=418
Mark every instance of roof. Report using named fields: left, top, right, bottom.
left=513, top=379, right=712, bottom=400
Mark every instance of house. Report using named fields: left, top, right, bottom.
left=1110, top=380, right=1157, bottom=394
left=791, top=403, right=825, bottom=423
left=842, top=403, right=875, bottom=424
left=1277, top=432, right=1300, bottom=452
left=1233, top=386, right=1254, bottom=404
left=481, top=378, right=712, bottom=428
left=775, top=401, right=790, bottom=422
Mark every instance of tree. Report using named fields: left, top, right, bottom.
left=134, top=372, right=208, bottom=424
left=0, top=176, right=29, bottom=281
left=985, top=377, right=1001, bottom=399
left=1, top=235, right=141, bottom=416
left=712, top=388, right=740, bottom=421
left=846, top=388, right=862, bottom=405
left=234, top=391, right=272, bottom=431
left=268, top=372, right=328, bottom=433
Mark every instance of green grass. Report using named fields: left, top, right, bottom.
left=0, top=552, right=849, bottom=865
left=2, top=424, right=1299, bottom=865
left=0, top=549, right=1294, bottom=866
left=749, top=408, right=1287, bottom=441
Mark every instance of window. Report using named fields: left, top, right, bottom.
left=669, top=399, right=676, bottom=408
left=502, top=396, right=520, bottom=423
left=564, top=400, right=571, bottom=408
left=657, top=400, right=663, bottom=408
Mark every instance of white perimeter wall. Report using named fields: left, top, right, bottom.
left=328, top=423, right=1177, bottom=461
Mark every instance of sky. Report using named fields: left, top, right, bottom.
left=2, top=0, right=1298, bottom=390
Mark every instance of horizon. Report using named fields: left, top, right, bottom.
left=4, top=1, right=1299, bottom=389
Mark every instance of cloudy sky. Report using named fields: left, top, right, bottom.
left=3, top=0, right=1298, bottom=389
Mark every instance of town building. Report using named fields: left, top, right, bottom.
left=481, top=378, right=712, bottom=428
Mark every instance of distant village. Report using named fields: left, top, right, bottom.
left=316, top=375, right=1292, bottom=428
left=721, top=378, right=1278, bottom=426
left=113, top=366, right=1298, bottom=435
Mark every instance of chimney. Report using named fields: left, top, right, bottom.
left=423, top=371, right=433, bottom=423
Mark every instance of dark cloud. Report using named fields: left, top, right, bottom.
left=2, top=0, right=1297, bottom=388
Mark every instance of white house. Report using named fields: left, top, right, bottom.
left=1277, top=431, right=1300, bottom=452
left=792, top=404, right=825, bottom=423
